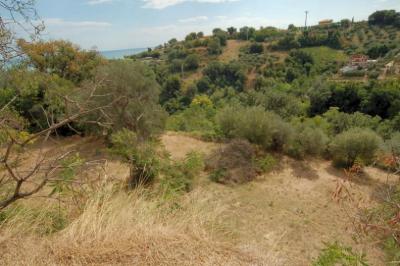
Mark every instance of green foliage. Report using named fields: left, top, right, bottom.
left=184, top=54, right=200, bottom=70
left=368, top=10, right=400, bottom=27
left=18, top=39, right=104, bottom=84
left=312, top=242, right=368, bottom=266
left=110, top=129, right=160, bottom=188
left=216, top=105, right=292, bottom=151
left=160, top=152, right=204, bottom=197
left=203, top=61, right=246, bottom=92
left=166, top=104, right=218, bottom=139
left=330, top=128, right=382, bottom=167
left=286, top=124, right=329, bottom=159
left=367, top=44, right=389, bottom=59
left=49, top=153, right=83, bottom=198
left=85, top=60, right=167, bottom=138
left=161, top=75, right=181, bottom=104
left=322, top=108, right=382, bottom=135
left=243, top=89, right=306, bottom=118
left=254, top=154, right=277, bottom=173
left=207, top=38, right=222, bottom=55
left=249, top=43, right=264, bottom=54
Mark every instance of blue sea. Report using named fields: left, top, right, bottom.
left=100, top=48, right=147, bottom=59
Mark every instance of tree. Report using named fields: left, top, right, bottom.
left=367, top=44, right=389, bottom=59
left=184, top=54, right=200, bottom=70
left=369, top=10, right=400, bottom=27
left=18, top=40, right=105, bottom=83
left=84, top=60, right=167, bottom=138
left=197, top=32, right=204, bottom=38
left=207, top=38, right=222, bottom=55
left=227, top=27, right=237, bottom=36
left=161, top=75, right=181, bottom=104
left=185, top=32, right=198, bottom=41
left=239, top=27, right=256, bottom=40
left=0, top=0, right=44, bottom=67
left=203, top=61, right=246, bottom=91
left=0, top=79, right=114, bottom=210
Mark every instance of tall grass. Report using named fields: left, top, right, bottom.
left=0, top=185, right=267, bottom=265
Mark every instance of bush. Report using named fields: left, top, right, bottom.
left=110, top=129, right=160, bottom=188
left=184, top=54, right=200, bottom=70
left=330, top=128, right=382, bottom=167
left=285, top=125, right=329, bottom=159
left=206, top=139, right=258, bottom=184
left=207, top=38, right=222, bottom=55
left=312, top=242, right=368, bottom=266
left=249, top=43, right=264, bottom=54
left=216, top=105, right=292, bottom=151
left=254, top=154, right=277, bottom=173
left=160, top=152, right=204, bottom=197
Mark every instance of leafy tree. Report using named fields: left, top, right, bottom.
left=239, top=27, right=256, bottom=40
left=84, top=60, right=166, bottom=138
left=369, top=10, right=400, bottom=27
left=184, top=54, right=200, bottom=70
left=197, top=32, right=204, bottom=38
left=185, top=32, right=198, bottom=41
left=367, top=44, right=390, bottom=59
left=227, top=27, right=237, bottom=36
left=207, top=38, right=222, bottom=55
left=213, top=29, right=228, bottom=46
left=203, top=61, right=246, bottom=91
left=160, top=75, right=181, bottom=104
left=18, top=39, right=104, bottom=83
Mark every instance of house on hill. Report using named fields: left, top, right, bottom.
left=350, top=54, right=369, bottom=67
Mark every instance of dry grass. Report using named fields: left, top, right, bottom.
left=0, top=185, right=269, bottom=265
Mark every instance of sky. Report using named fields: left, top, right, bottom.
left=34, top=0, right=400, bottom=51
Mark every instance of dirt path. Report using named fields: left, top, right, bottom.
left=161, top=132, right=390, bottom=265
left=219, top=40, right=249, bottom=63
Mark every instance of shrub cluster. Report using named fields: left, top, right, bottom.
left=206, top=139, right=258, bottom=184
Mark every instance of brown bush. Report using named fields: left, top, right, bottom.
left=206, top=139, right=258, bottom=184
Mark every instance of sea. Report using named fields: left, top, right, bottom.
left=100, top=48, right=147, bottom=59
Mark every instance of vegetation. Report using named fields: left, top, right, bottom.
left=1, top=2, right=400, bottom=264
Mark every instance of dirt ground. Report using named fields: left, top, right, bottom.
left=161, top=132, right=392, bottom=265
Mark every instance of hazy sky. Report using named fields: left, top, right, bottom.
left=35, top=0, right=400, bottom=50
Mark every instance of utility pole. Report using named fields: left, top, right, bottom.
left=305, top=11, right=309, bottom=29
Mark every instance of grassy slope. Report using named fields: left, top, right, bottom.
left=1, top=133, right=391, bottom=265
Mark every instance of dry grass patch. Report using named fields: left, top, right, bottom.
left=0, top=186, right=267, bottom=265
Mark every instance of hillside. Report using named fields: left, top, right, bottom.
left=0, top=133, right=394, bottom=265
left=1, top=7, right=400, bottom=266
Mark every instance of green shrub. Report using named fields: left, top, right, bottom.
left=330, top=128, right=382, bottom=167
left=216, top=105, right=292, bottom=151
left=286, top=125, right=329, bottom=159
left=160, top=152, right=204, bottom=197
left=206, top=139, right=258, bottom=184
left=184, top=54, right=200, bottom=70
left=249, top=43, right=264, bottom=54
left=166, top=104, right=218, bottom=137
left=110, top=129, right=160, bottom=188
left=312, top=242, right=368, bottom=266
left=254, top=154, right=277, bottom=173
